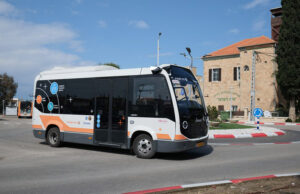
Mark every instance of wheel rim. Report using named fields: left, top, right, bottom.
left=49, top=132, right=58, bottom=144
left=137, top=139, right=152, bottom=154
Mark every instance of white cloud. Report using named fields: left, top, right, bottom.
left=243, top=0, right=270, bottom=9
left=0, top=0, right=17, bottom=15
left=74, top=0, right=83, bottom=4
left=252, top=20, right=266, bottom=32
left=0, top=18, right=77, bottom=50
left=69, top=40, right=84, bottom=52
left=129, top=20, right=149, bottom=29
left=98, top=20, right=107, bottom=28
left=0, top=1, right=94, bottom=98
left=148, top=52, right=173, bottom=58
left=229, top=28, right=240, bottom=34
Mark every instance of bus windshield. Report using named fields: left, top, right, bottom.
left=167, top=66, right=208, bottom=138
left=168, top=66, right=205, bottom=111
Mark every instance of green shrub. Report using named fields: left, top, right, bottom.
left=207, top=105, right=218, bottom=121
left=220, top=111, right=230, bottom=121
left=286, top=118, right=292, bottom=122
left=295, top=118, right=300, bottom=123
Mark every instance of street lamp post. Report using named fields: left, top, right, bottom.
left=186, top=47, right=193, bottom=69
left=157, top=32, right=162, bottom=67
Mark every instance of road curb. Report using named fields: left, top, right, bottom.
left=124, top=172, right=300, bottom=194
left=238, top=121, right=300, bottom=126
left=209, top=131, right=285, bottom=139
left=210, top=141, right=300, bottom=146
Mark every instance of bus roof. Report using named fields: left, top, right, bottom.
left=36, top=64, right=178, bottom=81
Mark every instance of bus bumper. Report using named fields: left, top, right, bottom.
left=33, top=129, right=45, bottom=139
left=156, top=136, right=208, bottom=153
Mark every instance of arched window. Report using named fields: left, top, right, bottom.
left=244, top=65, right=249, bottom=71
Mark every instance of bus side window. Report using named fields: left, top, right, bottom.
left=64, top=78, right=95, bottom=115
left=129, top=76, right=175, bottom=121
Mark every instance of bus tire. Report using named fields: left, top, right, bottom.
left=133, top=134, right=156, bottom=159
left=46, top=127, right=61, bottom=147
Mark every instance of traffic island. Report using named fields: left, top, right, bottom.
left=208, top=125, right=285, bottom=139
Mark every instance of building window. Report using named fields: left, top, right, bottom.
left=244, top=65, right=249, bottom=71
left=218, top=105, right=224, bottom=111
left=233, top=67, right=240, bottom=81
left=232, top=105, right=238, bottom=111
left=209, top=68, right=221, bottom=82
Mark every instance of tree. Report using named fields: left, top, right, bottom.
left=276, top=0, right=300, bottom=122
left=98, top=62, right=120, bottom=69
left=0, top=73, right=18, bottom=113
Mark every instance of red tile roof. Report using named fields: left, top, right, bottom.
left=203, top=36, right=275, bottom=58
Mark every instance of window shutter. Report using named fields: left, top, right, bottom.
left=218, top=68, right=221, bottom=81
left=209, top=69, right=212, bottom=82
left=234, top=67, right=237, bottom=81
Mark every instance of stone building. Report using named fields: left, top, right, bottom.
left=201, top=36, right=278, bottom=113
left=270, top=7, right=282, bottom=42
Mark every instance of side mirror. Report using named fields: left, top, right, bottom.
left=150, top=66, right=162, bottom=74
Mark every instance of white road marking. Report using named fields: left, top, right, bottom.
left=182, top=180, right=231, bottom=188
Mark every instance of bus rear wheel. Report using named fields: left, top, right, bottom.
left=133, top=134, right=156, bottom=159
left=47, top=127, right=61, bottom=147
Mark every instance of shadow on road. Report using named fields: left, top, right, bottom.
left=39, top=141, right=133, bottom=156
left=155, top=145, right=214, bottom=160
left=39, top=142, right=213, bottom=160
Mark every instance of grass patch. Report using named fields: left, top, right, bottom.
left=210, top=123, right=254, bottom=130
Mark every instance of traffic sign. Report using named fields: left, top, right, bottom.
left=253, top=108, right=263, bottom=118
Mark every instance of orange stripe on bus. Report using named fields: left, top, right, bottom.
left=128, top=131, right=130, bottom=136
left=157, top=133, right=171, bottom=140
left=39, top=115, right=93, bottom=134
left=32, top=125, right=43, bottom=129
left=175, top=134, right=187, bottom=140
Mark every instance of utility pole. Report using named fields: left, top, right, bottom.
left=157, top=32, right=162, bottom=66
left=250, top=51, right=256, bottom=121
left=230, top=86, right=233, bottom=120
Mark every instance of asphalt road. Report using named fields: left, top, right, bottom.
left=0, top=117, right=300, bottom=194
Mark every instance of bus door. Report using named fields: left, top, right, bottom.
left=94, top=78, right=128, bottom=146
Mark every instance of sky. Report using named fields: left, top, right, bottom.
left=0, top=0, right=281, bottom=100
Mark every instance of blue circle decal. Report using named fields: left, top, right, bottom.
left=48, top=102, right=54, bottom=111
left=50, top=82, right=58, bottom=95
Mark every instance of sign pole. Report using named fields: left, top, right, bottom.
left=253, top=108, right=263, bottom=130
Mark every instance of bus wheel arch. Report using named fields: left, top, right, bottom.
left=130, top=131, right=157, bottom=159
left=130, top=131, right=153, bottom=148
left=46, top=125, right=62, bottom=147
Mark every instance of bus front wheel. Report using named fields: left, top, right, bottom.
left=46, top=127, right=61, bottom=147
left=133, top=134, right=156, bottom=159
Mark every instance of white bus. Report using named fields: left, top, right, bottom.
left=18, top=100, right=33, bottom=118
left=32, top=64, right=209, bottom=158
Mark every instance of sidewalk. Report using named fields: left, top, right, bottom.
left=238, top=121, right=300, bottom=126
left=209, top=126, right=285, bottom=139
